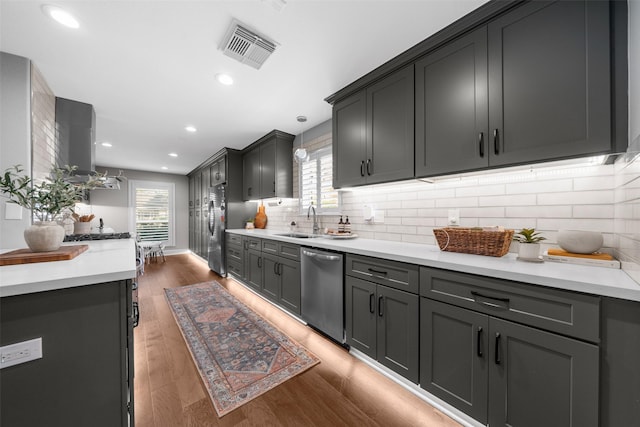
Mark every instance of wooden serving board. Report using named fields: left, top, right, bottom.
left=0, top=245, right=89, bottom=266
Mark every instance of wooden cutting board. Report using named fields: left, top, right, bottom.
left=0, top=245, right=89, bottom=266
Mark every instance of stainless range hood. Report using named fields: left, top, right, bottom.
left=55, top=97, right=122, bottom=189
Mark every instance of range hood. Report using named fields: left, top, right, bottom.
left=55, top=97, right=122, bottom=189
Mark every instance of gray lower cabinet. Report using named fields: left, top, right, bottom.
left=246, top=246, right=262, bottom=293
left=420, top=266, right=600, bottom=426
left=225, top=233, right=243, bottom=277
left=261, top=240, right=301, bottom=314
left=1, top=280, right=133, bottom=427
left=345, top=275, right=419, bottom=382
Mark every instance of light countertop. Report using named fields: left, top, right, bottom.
left=227, top=229, right=640, bottom=302
left=0, top=239, right=136, bottom=298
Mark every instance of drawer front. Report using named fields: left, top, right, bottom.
left=245, top=237, right=261, bottom=251
left=226, top=233, right=242, bottom=247
left=262, top=239, right=278, bottom=255
left=346, top=254, right=419, bottom=294
left=278, top=242, right=300, bottom=261
left=226, top=245, right=242, bottom=263
left=227, top=260, right=242, bottom=277
left=420, top=267, right=600, bottom=343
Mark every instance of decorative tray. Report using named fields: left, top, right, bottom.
left=322, top=233, right=358, bottom=240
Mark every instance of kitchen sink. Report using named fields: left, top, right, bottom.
left=275, top=232, right=320, bottom=239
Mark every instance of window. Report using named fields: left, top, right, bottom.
left=129, top=180, right=175, bottom=245
left=299, top=146, right=340, bottom=214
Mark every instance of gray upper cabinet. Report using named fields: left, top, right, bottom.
left=333, top=65, right=414, bottom=188
left=417, top=0, right=612, bottom=178
left=487, top=0, right=612, bottom=167
left=243, top=146, right=260, bottom=200
left=415, top=27, right=489, bottom=177
left=210, top=156, right=226, bottom=185
left=242, top=130, right=294, bottom=200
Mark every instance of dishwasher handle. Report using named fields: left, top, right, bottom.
left=302, top=249, right=341, bottom=262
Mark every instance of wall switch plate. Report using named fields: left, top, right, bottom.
left=448, top=209, right=460, bottom=226
left=0, top=338, right=42, bottom=369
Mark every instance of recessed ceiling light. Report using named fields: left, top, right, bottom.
left=185, top=126, right=197, bottom=133
left=42, top=5, right=79, bottom=29
left=215, top=73, right=234, bottom=86
left=161, top=166, right=168, bottom=170
left=101, top=142, right=113, bottom=147
left=168, top=152, right=178, bottom=157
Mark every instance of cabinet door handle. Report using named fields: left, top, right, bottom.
left=477, top=326, right=483, bottom=357
left=378, top=295, right=384, bottom=317
left=366, top=159, right=372, bottom=176
left=494, top=332, right=501, bottom=365
left=273, top=181, right=276, bottom=192
left=360, top=161, right=365, bottom=177
left=248, top=187, right=252, bottom=197
left=471, top=290, right=510, bottom=304
left=257, top=256, right=262, bottom=268
left=369, top=293, right=375, bottom=314
left=493, top=129, right=499, bottom=155
left=478, top=132, right=485, bottom=158
left=367, top=267, right=388, bottom=276
left=274, top=262, right=279, bottom=275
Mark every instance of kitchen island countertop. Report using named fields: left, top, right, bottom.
left=0, top=239, right=136, bottom=297
left=227, top=229, right=640, bottom=302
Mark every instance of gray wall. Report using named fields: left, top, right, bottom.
left=0, top=52, right=32, bottom=249
left=90, top=167, right=189, bottom=250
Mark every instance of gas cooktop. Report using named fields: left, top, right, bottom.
left=63, top=232, right=131, bottom=242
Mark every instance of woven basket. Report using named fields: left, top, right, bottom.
left=433, top=227, right=514, bottom=257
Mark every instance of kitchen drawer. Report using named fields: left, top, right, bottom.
left=261, top=239, right=300, bottom=261
left=226, top=233, right=242, bottom=248
left=278, top=242, right=300, bottom=261
left=226, top=245, right=242, bottom=263
left=420, top=267, right=600, bottom=343
left=245, top=236, right=261, bottom=251
left=262, top=239, right=278, bottom=255
left=346, top=254, right=419, bottom=294
left=227, top=260, right=242, bottom=277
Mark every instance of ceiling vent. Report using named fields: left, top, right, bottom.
left=220, top=20, right=276, bottom=69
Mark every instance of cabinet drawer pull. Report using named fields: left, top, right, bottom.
left=471, top=290, right=510, bottom=304
left=477, top=326, right=483, bottom=357
left=367, top=268, right=388, bottom=276
left=378, top=295, right=384, bottom=317
left=493, top=129, right=499, bottom=155
left=360, top=161, right=365, bottom=177
left=494, top=332, right=501, bottom=365
left=478, top=132, right=484, bottom=158
left=369, top=293, right=375, bottom=314
left=366, top=159, right=372, bottom=176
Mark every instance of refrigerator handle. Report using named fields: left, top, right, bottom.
left=208, top=201, right=215, bottom=234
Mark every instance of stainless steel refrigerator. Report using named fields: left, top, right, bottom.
left=208, top=183, right=256, bottom=276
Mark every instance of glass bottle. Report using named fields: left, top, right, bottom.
left=344, top=216, right=351, bottom=234
left=338, top=216, right=344, bottom=233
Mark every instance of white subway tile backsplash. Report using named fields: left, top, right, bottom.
left=462, top=206, right=506, bottom=218
left=537, top=218, right=614, bottom=233
left=572, top=205, right=615, bottom=218
left=506, top=179, right=573, bottom=194
left=506, top=206, right=572, bottom=218
left=573, top=175, right=615, bottom=191
left=537, top=190, right=614, bottom=205
left=478, top=194, right=537, bottom=207
left=435, top=197, right=478, bottom=208
left=455, top=184, right=505, bottom=197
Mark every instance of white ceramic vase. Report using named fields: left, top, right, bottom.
left=23, top=221, right=65, bottom=252
left=74, top=221, right=91, bottom=234
left=518, top=242, right=541, bottom=259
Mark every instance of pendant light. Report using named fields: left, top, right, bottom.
left=294, top=115, right=308, bottom=163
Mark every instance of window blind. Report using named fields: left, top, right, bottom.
left=300, top=147, right=340, bottom=214
left=130, top=180, right=175, bottom=245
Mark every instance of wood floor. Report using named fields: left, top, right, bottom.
left=134, top=253, right=461, bottom=427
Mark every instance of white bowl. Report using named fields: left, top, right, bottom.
left=557, top=230, right=603, bottom=254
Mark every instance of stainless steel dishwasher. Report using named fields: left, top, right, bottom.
left=301, top=247, right=345, bottom=345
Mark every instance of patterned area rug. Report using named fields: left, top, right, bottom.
left=164, top=281, right=320, bottom=417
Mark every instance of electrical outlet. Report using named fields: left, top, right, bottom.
left=448, top=209, right=460, bottom=226
left=0, top=338, right=42, bottom=369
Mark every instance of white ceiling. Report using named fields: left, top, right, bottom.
left=1, top=0, right=488, bottom=175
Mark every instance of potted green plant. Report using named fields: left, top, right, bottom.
left=0, top=164, right=102, bottom=252
left=513, top=227, right=546, bottom=260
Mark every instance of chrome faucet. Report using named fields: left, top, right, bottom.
left=307, top=204, right=320, bottom=235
